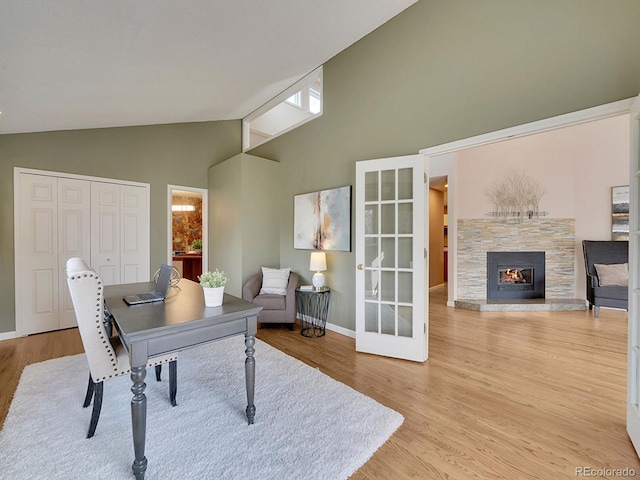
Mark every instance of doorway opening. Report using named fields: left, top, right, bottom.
left=421, top=98, right=633, bottom=307
left=167, top=185, right=208, bottom=282
left=428, top=176, right=448, bottom=287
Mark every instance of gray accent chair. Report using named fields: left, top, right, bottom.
left=66, top=257, right=178, bottom=438
left=243, top=271, right=299, bottom=329
left=582, top=240, right=629, bottom=318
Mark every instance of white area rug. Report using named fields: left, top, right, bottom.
left=1, top=337, right=403, bottom=480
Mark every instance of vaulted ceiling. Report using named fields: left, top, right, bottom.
left=0, top=1, right=416, bottom=134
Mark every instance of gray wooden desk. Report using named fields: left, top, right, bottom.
left=104, top=278, right=262, bottom=480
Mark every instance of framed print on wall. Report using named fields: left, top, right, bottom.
left=612, top=185, right=629, bottom=241
left=294, top=186, right=351, bottom=251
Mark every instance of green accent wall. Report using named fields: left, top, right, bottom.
left=208, top=153, right=281, bottom=297
left=0, top=121, right=240, bottom=333
left=249, top=0, right=640, bottom=330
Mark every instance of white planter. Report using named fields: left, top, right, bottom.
left=203, top=286, right=224, bottom=307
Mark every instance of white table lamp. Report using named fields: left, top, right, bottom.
left=310, top=251, right=327, bottom=290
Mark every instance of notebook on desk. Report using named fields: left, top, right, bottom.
left=123, top=264, right=172, bottom=305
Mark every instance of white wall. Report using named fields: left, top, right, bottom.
left=450, top=114, right=629, bottom=300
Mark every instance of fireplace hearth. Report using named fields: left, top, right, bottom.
left=487, top=251, right=545, bottom=300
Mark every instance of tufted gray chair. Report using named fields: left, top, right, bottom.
left=65, top=257, right=178, bottom=438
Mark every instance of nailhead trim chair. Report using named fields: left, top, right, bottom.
left=66, top=257, right=178, bottom=438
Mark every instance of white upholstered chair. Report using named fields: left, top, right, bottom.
left=65, top=257, right=178, bottom=438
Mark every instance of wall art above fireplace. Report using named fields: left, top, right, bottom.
left=485, top=169, right=548, bottom=223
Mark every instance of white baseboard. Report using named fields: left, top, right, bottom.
left=0, top=330, right=17, bottom=342
left=447, top=301, right=455, bottom=307
left=326, top=322, right=355, bottom=339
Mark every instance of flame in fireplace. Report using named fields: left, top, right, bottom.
left=501, top=268, right=524, bottom=283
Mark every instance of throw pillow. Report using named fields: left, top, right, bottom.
left=594, top=263, right=628, bottom=287
left=260, top=267, right=291, bottom=295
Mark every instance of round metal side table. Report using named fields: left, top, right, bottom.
left=295, top=287, right=331, bottom=337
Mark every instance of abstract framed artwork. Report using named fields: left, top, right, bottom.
left=612, top=185, right=629, bottom=241
left=294, top=186, right=351, bottom=251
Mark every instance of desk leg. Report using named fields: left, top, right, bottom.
left=244, top=334, right=256, bottom=425
left=130, top=366, right=148, bottom=479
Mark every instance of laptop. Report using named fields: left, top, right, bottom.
left=123, top=264, right=173, bottom=305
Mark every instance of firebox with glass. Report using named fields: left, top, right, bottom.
left=487, top=252, right=545, bottom=300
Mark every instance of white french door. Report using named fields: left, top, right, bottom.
left=355, top=154, right=428, bottom=362
left=628, top=93, right=640, bottom=455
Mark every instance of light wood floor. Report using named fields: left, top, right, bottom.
left=2, top=286, right=639, bottom=479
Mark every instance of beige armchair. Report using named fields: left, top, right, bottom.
left=243, top=270, right=299, bottom=329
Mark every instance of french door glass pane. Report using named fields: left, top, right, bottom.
left=634, top=295, right=640, bottom=355
left=365, top=237, right=378, bottom=268
left=364, top=302, right=378, bottom=332
left=381, top=304, right=396, bottom=335
left=365, top=271, right=379, bottom=300
left=398, top=237, right=413, bottom=269
left=365, top=236, right=379, bottom=301
left=635, top=177, right=640, bottom=277
left=398, top=168, right=413, bottom=200
left=381, top=271, right=395, bottom=302
left=398, top=203, right=413, bottom=234
left=636, top=354, right=640, bottom=406
left=398, top=272, right=413, bottom=303
left=381, top=237, right=395, bottom=268
left=365, top=172, right=378, bottom=202
left=398, top=305, right=413, bottom=337
left=381, top=170, right=395, bottom=201
left=365, top=206, right=378, bottom=235
left=381, top=204, right=395, bottom=234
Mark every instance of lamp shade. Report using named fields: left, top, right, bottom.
left=309, top=251, right=327, bottom=272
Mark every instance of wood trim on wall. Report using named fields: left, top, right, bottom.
left=419, top=98, right=634, bottom=157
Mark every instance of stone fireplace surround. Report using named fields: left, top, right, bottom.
left=454, top=218, right=584, bottom=311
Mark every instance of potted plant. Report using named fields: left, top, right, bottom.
left=198, top=269, right=227, bottom=307
left=190, top=238, right=202, bottom=253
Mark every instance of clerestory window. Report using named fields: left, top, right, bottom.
left=243, top=66, right=323, bottom=151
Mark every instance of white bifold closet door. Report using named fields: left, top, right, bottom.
left=90, top=182, right=149, bottom=286
left=17, top=174, right=91, bottom=335
left=15, top=171, right=149, bottom=336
